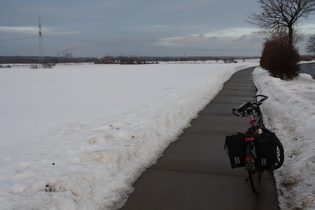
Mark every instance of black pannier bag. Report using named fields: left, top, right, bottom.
left=224, top=134, right=246, bottom=168
left=254, top=131, right=279, bottom=170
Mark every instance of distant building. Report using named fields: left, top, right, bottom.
left=56, top=52, right=73, bottom=58
left=65, top=53, right=72, bottom=59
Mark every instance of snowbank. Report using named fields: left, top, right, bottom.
left=0, top=63, right=256, bottom=210
left=253, top=68, right=315, bottom=210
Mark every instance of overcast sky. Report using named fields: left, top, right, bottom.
left=1, top=0, right=314, bottom=57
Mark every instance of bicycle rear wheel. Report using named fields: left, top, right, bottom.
left=248, top=167, right=263, bottom=195
left=246, top=144, right=263, bottom=195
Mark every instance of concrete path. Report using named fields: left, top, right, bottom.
left=120, top=67, right=280, bottom=210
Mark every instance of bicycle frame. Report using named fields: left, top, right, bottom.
left=247, top=109, right=264, bottom=134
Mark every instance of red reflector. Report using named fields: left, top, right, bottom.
left=249, top=121, right=255, bottom=125
left=250, top=137, right=255, bottom=141
left=244, top=137, right=249, bottom=142
left=246, top=157, right=251, bottom=161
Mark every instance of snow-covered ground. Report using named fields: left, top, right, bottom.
left=0, top=62, right=256, bottom=210
left=253, top=68, right=315, bottom=210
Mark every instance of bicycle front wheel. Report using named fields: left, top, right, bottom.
left=274, top=139, right=284, bottom=169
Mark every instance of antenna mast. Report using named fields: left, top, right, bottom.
left=38, top=16, right=44, bottom=65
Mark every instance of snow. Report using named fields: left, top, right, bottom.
left=0, top=62, right=257, bottom=210
left=253, top=67, right=315, bottom=210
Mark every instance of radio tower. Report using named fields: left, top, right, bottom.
left=38, top=16, right=44, bottom=65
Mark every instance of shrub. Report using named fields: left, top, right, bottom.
left=260, top=34, right=300, bottom=80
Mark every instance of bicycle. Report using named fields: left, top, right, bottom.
left=224, top=95, right=284, bottom=195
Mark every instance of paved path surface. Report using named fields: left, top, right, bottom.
left=120, top=67, right=280, bottom=210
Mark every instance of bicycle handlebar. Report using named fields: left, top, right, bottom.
left=232, top=95, right=268, bottom=117
left=254, top=95, right=268, bottom=105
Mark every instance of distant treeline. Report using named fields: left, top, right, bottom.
left=0, top=56, right=97, bottom=64
left=0, top=55, right=262, bottom=64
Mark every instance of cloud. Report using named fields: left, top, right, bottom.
left=249, top=35, right=264, bottom=44
left=232, top=35, right=248, bottom=42
left=174, top=34, right=206, bottom=44
left=158, top=34, right=206, bottom=46
left=158, top=27, right=260, bottom=46
left=0, top=26, right=37, bottom=34
left=150, top=26, right=265, bottom=56
left=204, top=27, right=258, bottom=38
left=300, top=23, right=315, bottom=34
left=0, top=26, right=80, bottom=35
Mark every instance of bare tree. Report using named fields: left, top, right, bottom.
left=305, top=34, right=315, bottom=55
left=248, top=0, right=315, bottom=47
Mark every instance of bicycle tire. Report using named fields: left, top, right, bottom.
left=248, top=167, right=263, bottom=195
left=247, top=144, right=263, bottom=195
left=274, top=139, right=284, bottom=169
